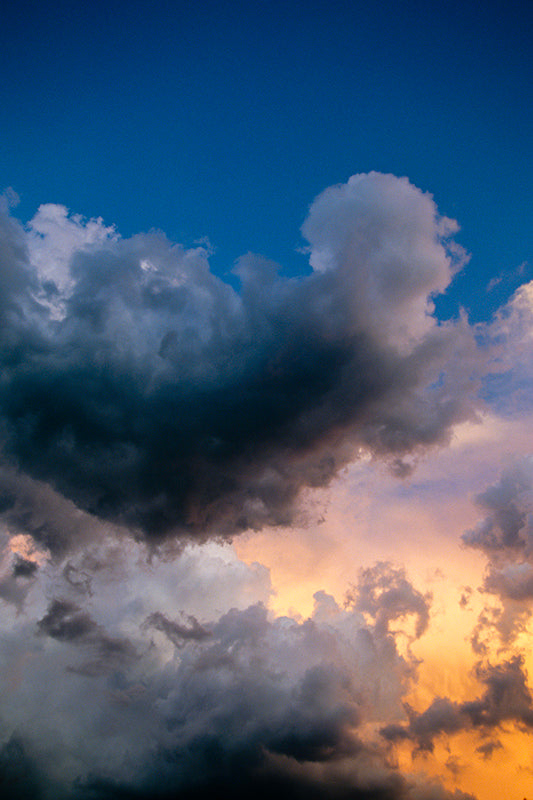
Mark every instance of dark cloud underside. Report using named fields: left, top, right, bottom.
left=0, top=175, right=476, bottom=548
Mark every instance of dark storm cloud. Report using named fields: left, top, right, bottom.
left=381, top=656, right=533, bottom=752
left=0, top=174, right=478, bottom=549
left=0, top=737, right=44, bottom=800
left=72, top=759, right=476, bottom=800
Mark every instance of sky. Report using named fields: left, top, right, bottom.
left=0, top=1, right=532, bottom=799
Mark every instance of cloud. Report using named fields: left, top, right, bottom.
left=26, top=203, right=117, bottom=301
left=301, top=172, right=466, bottom=350
left=0, top=464, right=110, bottom=558
left=36, top=597, right=137, bottom=677
left=144, top=610, right=211, bottom=647
left=475, top=739, right=503, bottom=760
left=0, top=527, right=41, bottom=610
left=347, top=562, right=431, bottom=640
left=0, top=173, right=478, bottom=549
left=480, top=280, right=533, bottom=416
left=462, top=457, right=533, bottom=647
left=0, top=539, right=474, bottom=799
left=381, top=656, right=533, bottom=753
left=378, top=459, right=533, bottom=762
left=0, top=737, right=45, bottom=800
left=0, top=193, right=36, bottom=310
left=4, top=172, right=533, bottom=798
left=462, top=458, right=533, bottom=559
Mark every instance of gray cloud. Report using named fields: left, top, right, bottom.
left=12, top=556, right=38, bottom=578
left=36, top=597, right=136, bottom=676
left=0, top=547, right=474, bottom=800
left=0, top=464, right=109, bottom=558
left=463, top=458, right=533, bottom=647
left=0, top=737, right=45, bottom=800
left=480, top=280, right=533, bottom=416
left=462, top=459, right=533, bottom=559
left=346, top=562, right=431, bottom=640
left=37, top=598, right=97, bottom=642
left=381, top=656, right=533, bottom=753
left=413, top=460, right=533, bottom=761
left=0, top=174, right=478, bottom=550
left=144, top=610, right=211, bottom=647
left=0, top=536, right=39, bottom=610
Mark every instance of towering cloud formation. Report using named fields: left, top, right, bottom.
left=0, top=174, right=476, bottom=550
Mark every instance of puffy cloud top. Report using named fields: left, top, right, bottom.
left=302, top=172, right=464, bottom=349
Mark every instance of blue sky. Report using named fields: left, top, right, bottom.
left=1, top=0, right=531, bottom=320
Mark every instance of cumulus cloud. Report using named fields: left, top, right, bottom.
left=463, top=458, right=533, bottom=560
left=26, top=203, right=117, bottom=306
left=0, top=540, right=473, bottom=800
left=301, top=173, right=465, bottom=349
left=0, top=173, right=478, bottom=550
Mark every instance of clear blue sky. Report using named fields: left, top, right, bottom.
left=1, top=0, right=531, bottom=320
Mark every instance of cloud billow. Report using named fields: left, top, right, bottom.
left=0, top=173, right=475, bottom=549
left=0, top=555, right=471, bottom=800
